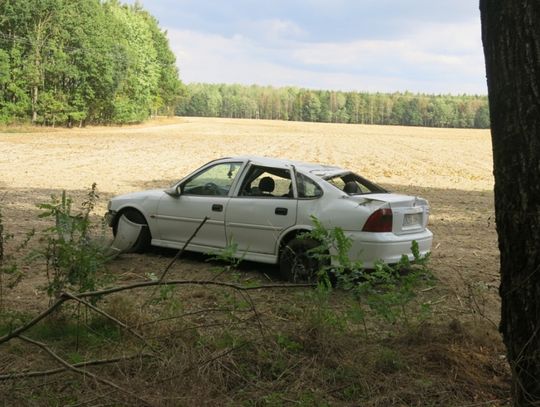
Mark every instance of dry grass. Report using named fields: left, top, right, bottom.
left=0, top=117, right=508, bottom=405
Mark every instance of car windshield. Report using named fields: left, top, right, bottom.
left=323, top=172, right=387, bottom=195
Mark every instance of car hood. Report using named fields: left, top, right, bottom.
left=110, top=189, right=164, bottom=202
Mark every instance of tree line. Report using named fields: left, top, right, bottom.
left=0, top=0, right=489, bottom=129
left=177, top=83, right=490, bottom=128
left=0, top=0, right=181, bottom=126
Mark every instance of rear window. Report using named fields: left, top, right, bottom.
left=324, top=172, right=387, bottom=195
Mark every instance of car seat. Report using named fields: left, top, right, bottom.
left=258, top=176, right=275, bottom=196
left=343, top=181, right=359, bottom=194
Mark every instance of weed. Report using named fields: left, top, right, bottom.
left=276, top=333, right=303, bottom=352
left=207, top=238, right=246, bottom=282
left=33, top=184, right=111, bottom=301
left=304, top=216, right=435, bottom=329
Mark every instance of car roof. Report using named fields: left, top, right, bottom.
left=226, top=155, right=347, bottom=178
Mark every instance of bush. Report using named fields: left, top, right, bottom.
left=34, top=184, right=111, bottom=300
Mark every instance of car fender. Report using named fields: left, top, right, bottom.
left=276, top=224, right=315, bottom=254
left=112, top=199, right=160, bottom=238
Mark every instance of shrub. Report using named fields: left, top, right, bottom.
left=34, top=184, right=111, bottom=300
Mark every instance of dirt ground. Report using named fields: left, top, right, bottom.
left=0, top=117, right=499, bottom=322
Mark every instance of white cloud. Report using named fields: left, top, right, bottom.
left=291, top=19, right=484, bottom=79
left=252, top=19, right=307, bottom=41
left=166, top=19, right=486, bottom=95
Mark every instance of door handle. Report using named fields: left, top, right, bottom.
left=212, top=204, right=223, bottom=212
left=275, top=207, right=288, bottom=215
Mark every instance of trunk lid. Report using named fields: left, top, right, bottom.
left=350, top=193, right=430, bottom=235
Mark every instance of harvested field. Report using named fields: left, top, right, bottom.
left=0, top=117, right=507, bottom=405
left=0, top=116, right=499, bottom=316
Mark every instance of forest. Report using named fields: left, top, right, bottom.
left=0, top=0, right=181, bottom=126
left=177, top=83, right=490, bottom=128
left=0, top=0, right=489, bottom=129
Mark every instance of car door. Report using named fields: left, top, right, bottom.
left=156, top=161, right=243, bottom=250
left=225, top=165, right=298, bottom=255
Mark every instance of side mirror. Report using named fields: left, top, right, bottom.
left=165, top=185, right=182, bottom=198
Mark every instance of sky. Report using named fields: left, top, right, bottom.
left=130, top=0, right=486, bottom=95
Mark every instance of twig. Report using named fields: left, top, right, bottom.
left=143, top=216, right=209, bottom=305
left=159, top=341, right=248, bottom=383
left=158, top=216, right=208, bottom=283
left=18, top=335, right=155, bottom=406
left=61, top=292, right=157, bottom=354
left=77, top=280, right=315, bottom=299
left=0, top=296, right=67, bottom=345
left=0, top=353, right=153, bottom=380
left=138, top=307, right=240, bottom=327
left=237, top=290, right=265, bottom=337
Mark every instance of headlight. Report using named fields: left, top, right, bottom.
left=107, top=200, right=112, bottom=210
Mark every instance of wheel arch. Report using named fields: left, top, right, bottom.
left=111, top=205, right=151, bottom=234
left=278, top=226, right=314, bottom=255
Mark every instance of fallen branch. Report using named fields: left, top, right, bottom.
left=78, top=280, right=316, bottom=299
left=0, top=281, right=313, bottom=346
left=18, top=335, right=155, bottom=407
left=0, top=296, right=67, bottom=345
left=0, top=353, right=153, bottom=380
left=62, top=292, right=156, bottom=353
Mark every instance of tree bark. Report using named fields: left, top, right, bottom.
left=480, top=1, right=540, bottom=405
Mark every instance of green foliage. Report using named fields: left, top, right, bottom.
left=304, top=216, right=434, bottom=328
left=177, top=83, right=490, bottom=129
left=207, top=239, right=246, bottom=282
left=34, top=184, right=110, bottom=300
left=0, top=0, right=182, bottom=126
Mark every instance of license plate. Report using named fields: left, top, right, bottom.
left=403, top=213, right=422, bottom=227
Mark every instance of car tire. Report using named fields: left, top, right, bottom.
left=115, top=209, right=151, bottom=253
left=279, top=238, right=325, bottom=283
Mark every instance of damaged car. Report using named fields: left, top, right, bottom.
left=107, top=156, right=433, bottom=281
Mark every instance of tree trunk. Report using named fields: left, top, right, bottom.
left=480, top=1, right=540, bottom=405
left=32, top=85, right=38, bottom=123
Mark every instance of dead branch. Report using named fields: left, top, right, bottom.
left=18, top=335, right=155, bottom=406
left=0, top=296, right=67, bottom=345
left=0, top=353, right=153, bottom=380
left=0, top=281, right=313, bottom=346
left=158, top=216, right=208, bottom=283
left=77, top=280, right=316, bottom=299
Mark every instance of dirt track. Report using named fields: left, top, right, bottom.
left=0, top=117, right=499, bottom=320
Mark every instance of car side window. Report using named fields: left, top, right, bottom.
left=183, top=162, right=241, bottom=196
left=239, top=166, right=293, bottom=198
left=296, top=173, right=323, bottom=198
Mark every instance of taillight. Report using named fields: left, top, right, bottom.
left=362, top=208, right=393, bottom=232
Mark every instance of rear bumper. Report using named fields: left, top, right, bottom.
left=338, top=229, right=433, bottom=268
